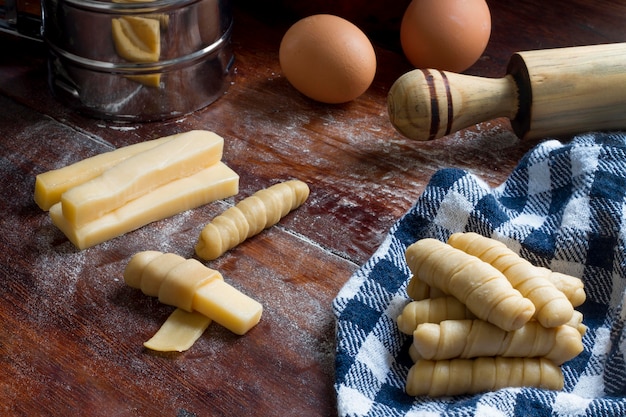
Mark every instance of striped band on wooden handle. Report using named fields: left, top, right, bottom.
left=387, top=68, right=518, bottom=141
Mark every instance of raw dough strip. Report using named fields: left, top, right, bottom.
left=124, top=251, right=263, bottom=335
left=143, top=308, right=212, bottom=352
left=34, top=134, right=177, bottom=211
left=195, top=179, right=310, bottom=260
left=447, top=232, right=575, bottom=328
left=406, top=357, right=564, bottom=397
left=413, top=319, right=583, bottom=365
left=405, top=239, right=535, bottom=331
left=61, top=130, right=223, bottom=227
left=50, top=162, right=239, bottom=249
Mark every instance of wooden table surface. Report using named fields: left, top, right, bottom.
left=1, top=1, right=625, bottom=416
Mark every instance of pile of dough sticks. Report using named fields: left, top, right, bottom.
left=397, top=232, right=587, bottom=397
left=34, top=130, right=239, bottom=249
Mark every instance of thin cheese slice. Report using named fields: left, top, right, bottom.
left=34, top=134, right=177, bottom=211
left=61, top=130, right=224, bottom=227
left=193, top=279, right=263, bottom=335
left=49, top=161, right=239, bottom=249
left=144, top=308, right=212, bottom=352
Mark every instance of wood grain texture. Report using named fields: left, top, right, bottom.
left=1, top=2, right=625, bottom=416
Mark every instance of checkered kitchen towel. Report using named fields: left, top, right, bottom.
left=333, top=132, right=626, bottom=416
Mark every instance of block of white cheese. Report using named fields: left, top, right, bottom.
left=50, top=162, right=239, bottom=249
left=61, top=130, right=223, bottom=227
left=193, top=279, right=263, bottom=336
left=34, top=134, right=177, bottom=211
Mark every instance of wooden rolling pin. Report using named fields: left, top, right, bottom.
left=387, top=42, right=626, bottom=141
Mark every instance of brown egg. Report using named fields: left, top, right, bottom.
left=400, top=0, right=491, bottom=73
left=279, top=14, right=377, bottom=104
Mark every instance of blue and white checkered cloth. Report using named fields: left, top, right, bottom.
left=333, top=132, right=626, bottom=416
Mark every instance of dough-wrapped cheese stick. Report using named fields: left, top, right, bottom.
left=539, top=268, right=586, bottom=307
left=406, top=275, right=430, bottom=300
left=405, top=239, right=535, bottom=331
left=50, top=162, right=239, bottom=249
left=124, top=251, right=262, bottom=335
left=413, top=319, right=583, bottom=365
left=408, top=342, right=422, bottom=362
left=62, top=130, right=223, bottom=227
left=397, top=296, right=474, bottom=334
left=445, top=233, right=585, bottom=306
left=447, top=232, right=575, bottom=328
left=566, top=310, right=587, bottom=335
left=406, top=357, right=564, bottom=397
left=34, top=134, right=177, bottom=211
left=195, top=179, right=310, bottom=260
left=406, top=275, right=445, bottom=300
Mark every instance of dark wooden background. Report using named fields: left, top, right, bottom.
left=1, top=1, right=624, bottom=415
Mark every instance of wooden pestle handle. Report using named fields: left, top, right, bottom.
left=388, top=42, right=626, bottom=141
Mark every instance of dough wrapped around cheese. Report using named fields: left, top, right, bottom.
left=195, top=179, right=310, bottom=260
left=539, top=268, right=586, bottom=307
left=124, top=251, right=262, bottom=335
left=447, top=232, right=576, bottom=328
left=406, top=275, right=445, bottom=300
left=447, top=233, right=585, bottom=306
left=566, top=310, right=587, bottom=335
left=406, top=357, right=564, bottom=397
left=413, top=319, right=583, bottom=365
left=405, top=239, right=535, bottom=331
left=397, top=296, right=474, bottom=335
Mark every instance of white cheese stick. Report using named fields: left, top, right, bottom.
left=193, top=279, right=263, bottom=336
left=34, top=134, right=178, bottom=211
left=61, top=130, right=223, bottom=227
left=50, top=162, right=239, bottom=249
